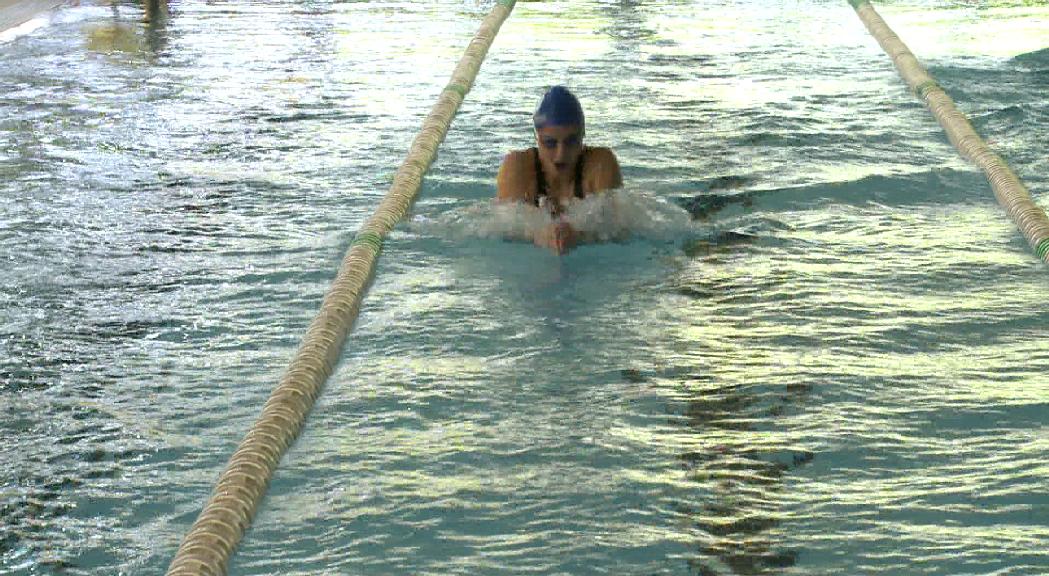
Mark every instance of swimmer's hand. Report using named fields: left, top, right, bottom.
left=534, top=220, right=577, bottom=255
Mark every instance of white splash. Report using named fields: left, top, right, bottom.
left=0, top=15, right=50, bottom=44
left=410, top=188, right=702, bottom=244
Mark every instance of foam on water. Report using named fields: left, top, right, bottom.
left=409, top=188, right=702, bottom=245
left=0, top=15, right=49, bottom=44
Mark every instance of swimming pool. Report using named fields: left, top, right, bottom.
left=1, top=0, right=1047, bottom=574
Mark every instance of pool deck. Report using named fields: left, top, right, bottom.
left=0, top=0, right=66, bottom=34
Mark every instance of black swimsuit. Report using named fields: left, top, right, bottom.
left=532, top=146, right=585, bottom=214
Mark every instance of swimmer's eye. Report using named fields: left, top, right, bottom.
left=541, top=138, right=558, bottom=149
left=564, top=135, right=580, bottom=147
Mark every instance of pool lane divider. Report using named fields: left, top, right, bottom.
left=164, top=1, right=518, bottom=574
left=848, top=0, right=1049, bottom=264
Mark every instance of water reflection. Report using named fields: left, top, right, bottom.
left=83, top=0, right=169, bottom=58
left=596, top=4, right=810, bottom=571
left=644, top=233, right=817, bottom=574
left=3, top=0, right=1047, bottom=573
left=674, top=377, right=812, bottom=575
left=143, top=0, right=169, bottom=54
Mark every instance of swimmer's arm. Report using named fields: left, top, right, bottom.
left=573, top=148, right=628, bottom=244
left=496, top=150, right=533, bottom=204
left=588, top=147, right=623, bottom=193
left=495, top=150, right=566, bottom=249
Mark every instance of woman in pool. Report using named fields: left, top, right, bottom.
left=496, top=85, right=623, bottom=254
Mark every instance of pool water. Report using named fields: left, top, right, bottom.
left=1, top=1, right=1047, bottom=574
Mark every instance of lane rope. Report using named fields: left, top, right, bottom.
left=849, top=0, right=1049, bottom=263
left=165, top=2, right=518, bottom=574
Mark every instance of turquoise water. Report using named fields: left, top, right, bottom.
left=2, top=0, right=1048, bottom=574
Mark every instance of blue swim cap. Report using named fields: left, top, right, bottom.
left=533, top=85, right=585, bottom=135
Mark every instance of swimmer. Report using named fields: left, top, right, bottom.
left=496, top=85, right=623, bottom=254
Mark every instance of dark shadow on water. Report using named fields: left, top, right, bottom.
left=618, top=368, right=814, bottom=574
left=142, top=0, right=170, bottom=55
left=674, top=184, right=760, bottom=222
left=681, top=230, right=758, bottom=258
left=1012, top=46, right=1049, bottom=71
left=674, top=377, right=813, bottom=575
left=624, top=272, right=816, bottom=572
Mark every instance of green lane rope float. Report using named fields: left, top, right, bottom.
left=1037, top=238, right=1049, bottom=262
left=165, top=2, right=517, bottom=574
left=849, top=0, right=1049, bottom=264
left=351, top=230, right=384, bottom=252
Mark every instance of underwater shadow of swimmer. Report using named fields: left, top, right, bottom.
left=679, top=383, right=812, bottom=576
left=622, top=369, right=814, bottom=575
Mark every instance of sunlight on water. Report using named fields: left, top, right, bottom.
left=1, top=0, right=1047, bottom=574
left=878, top=5, right=1049, bottom=59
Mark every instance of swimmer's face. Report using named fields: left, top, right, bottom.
left=535, top=125, right=583, bottom=177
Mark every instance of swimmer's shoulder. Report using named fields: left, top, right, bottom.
left=583, top=146, right=623, bottom=193
left=496, top=148, right=538, bottom=203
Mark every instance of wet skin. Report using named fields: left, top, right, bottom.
left=496, top=124, right=623, bottom=255
left=535, top=124, right=584, bottom=198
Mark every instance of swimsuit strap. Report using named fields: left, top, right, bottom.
left=532, top=146, right=546, bottom=206
left=574, top=146, right=586, bottom=199
left=531, top=146, right=586, bottom=208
